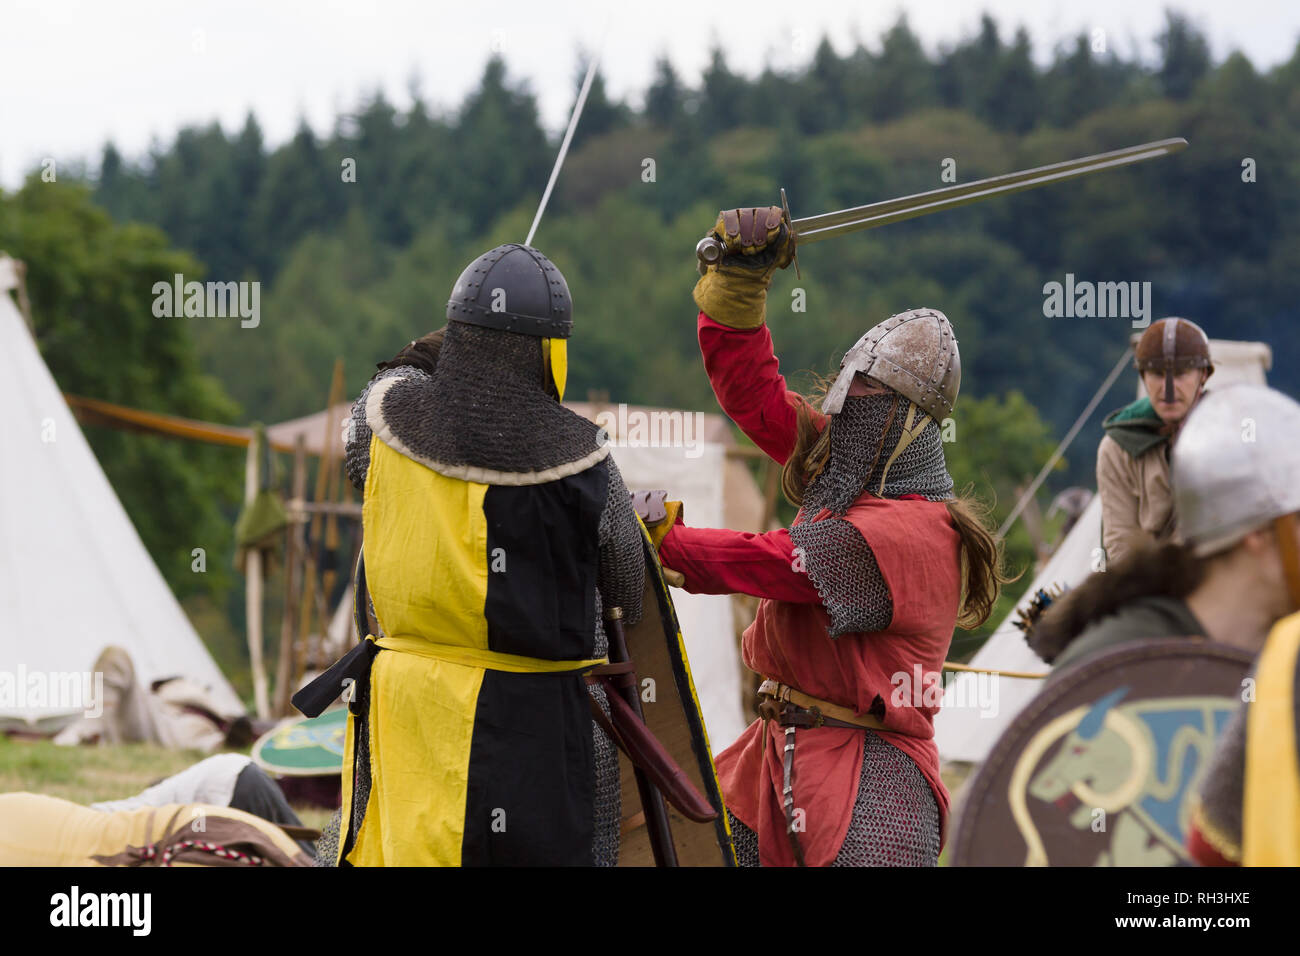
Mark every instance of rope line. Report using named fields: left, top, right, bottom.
left=996, top=347, right=1132, bottom=540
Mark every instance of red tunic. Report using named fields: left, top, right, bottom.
left=658, top=313, right=961, bottom=866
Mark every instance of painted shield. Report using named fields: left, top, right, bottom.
left=252, top=707, right=348, bottom=777
left=616, top=525, right=737, bottom=866
left=949, top=639, right=1252, bottom=866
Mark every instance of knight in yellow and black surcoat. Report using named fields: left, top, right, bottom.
left=320, top=244, right=644, bottom=866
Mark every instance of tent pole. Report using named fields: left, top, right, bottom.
left=243, top=436, right=270, bottom=719
left=996, top=347, right=1132, bottom=540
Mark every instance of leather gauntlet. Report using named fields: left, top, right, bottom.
left=692, top=206, right=794, bottom=330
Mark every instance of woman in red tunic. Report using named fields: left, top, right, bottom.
left=656, top=207, right=1008, bottom=866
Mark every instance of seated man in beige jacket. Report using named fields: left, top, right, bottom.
left=1096, top=318, right=1212, bottom=567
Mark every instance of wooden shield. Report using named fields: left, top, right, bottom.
left=949, top=639, right=1252, bottom=867
left=616, top=526, right=737, bottom=866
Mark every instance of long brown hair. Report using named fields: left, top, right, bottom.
left=376, top=326, right=446, bottom=377
left=781, top=377, right=1013, bottom=630
left=946, top=492, right=1016, bottom=630
left=780, top=373, right=838, bottom=507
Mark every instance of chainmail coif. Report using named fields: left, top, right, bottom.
left=789, top=394, right=953, bottom=636
left=374, top=321, right=604, bottom=477
left=798, top=394, right=953, bottom=519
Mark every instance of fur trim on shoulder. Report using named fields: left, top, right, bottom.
left=1028, top=543, right=1203, bottom=664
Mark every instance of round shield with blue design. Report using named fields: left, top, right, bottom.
left=950, top=639, right=1252, bottom=866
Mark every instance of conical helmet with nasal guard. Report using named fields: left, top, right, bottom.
left=821, top=308, right=960, bottom=421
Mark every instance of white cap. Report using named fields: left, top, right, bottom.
left=1173, top=384, right=1300, bottom=556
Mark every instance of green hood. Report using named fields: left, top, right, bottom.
left=1102, top=396, right=1168, bottom=459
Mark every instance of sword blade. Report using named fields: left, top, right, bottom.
left=792, top=138, right=1186, bottom=243
left=525, top=33, right=608, bottom=247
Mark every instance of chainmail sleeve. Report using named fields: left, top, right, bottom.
left=589, top=456, right=642, bottom=867
left=597, top=457, right=644, bottom=628
left=344, top=367, right=427, bottom=492
left=788, top=516, right=893, bottom=637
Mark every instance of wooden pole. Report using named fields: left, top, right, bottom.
left=243, top=434, right=270, bottom=719
left=274, top=435, right=307, bottom=715
left=285, top=499, right=362, bottom=518
left=295, top=359, right=347, bottom=688
left=318, top=359, right=346, bottom=670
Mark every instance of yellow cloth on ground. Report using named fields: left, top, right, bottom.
left=0, top=793, right=303, bottom=866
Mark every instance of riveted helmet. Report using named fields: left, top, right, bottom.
left=446, top=243, right=572, bottom=338
left=1134, top=317, right=1213, bottom=404
left=822, top=308, right=960, bottom=420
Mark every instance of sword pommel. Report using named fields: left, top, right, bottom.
left=695, top=191, right=797, bottom=274
left=695, top=236, right=723, bottom=271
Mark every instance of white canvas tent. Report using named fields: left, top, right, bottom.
left=568, top=401, right=762, bottom=750
left=936, top=336, right=1274, bottom=765
left=583, top=437, right=750, bottom=751
left=0, top=257, right=243, bottom=727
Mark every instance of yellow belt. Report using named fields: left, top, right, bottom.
left=375, top=634, right=606, bottom=674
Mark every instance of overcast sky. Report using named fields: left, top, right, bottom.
left=1, top=0, right=1296, bottom=188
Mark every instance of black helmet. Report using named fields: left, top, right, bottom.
left=446, top=243, right=572, bottom=338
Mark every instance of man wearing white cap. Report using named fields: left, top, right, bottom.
left=1172, top=385, right=1300, bottom=866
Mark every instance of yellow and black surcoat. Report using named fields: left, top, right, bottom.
left=337, top=427, right=619, bottom=866
left=1243, top=611, right=1300, bottom=865
left=1189, top=610, right=1300, bottom=866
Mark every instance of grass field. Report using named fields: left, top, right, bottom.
left=0, top=737, right=335, bottom=831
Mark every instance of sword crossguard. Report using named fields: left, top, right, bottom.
left=780, top=187, right=801, bottom=281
